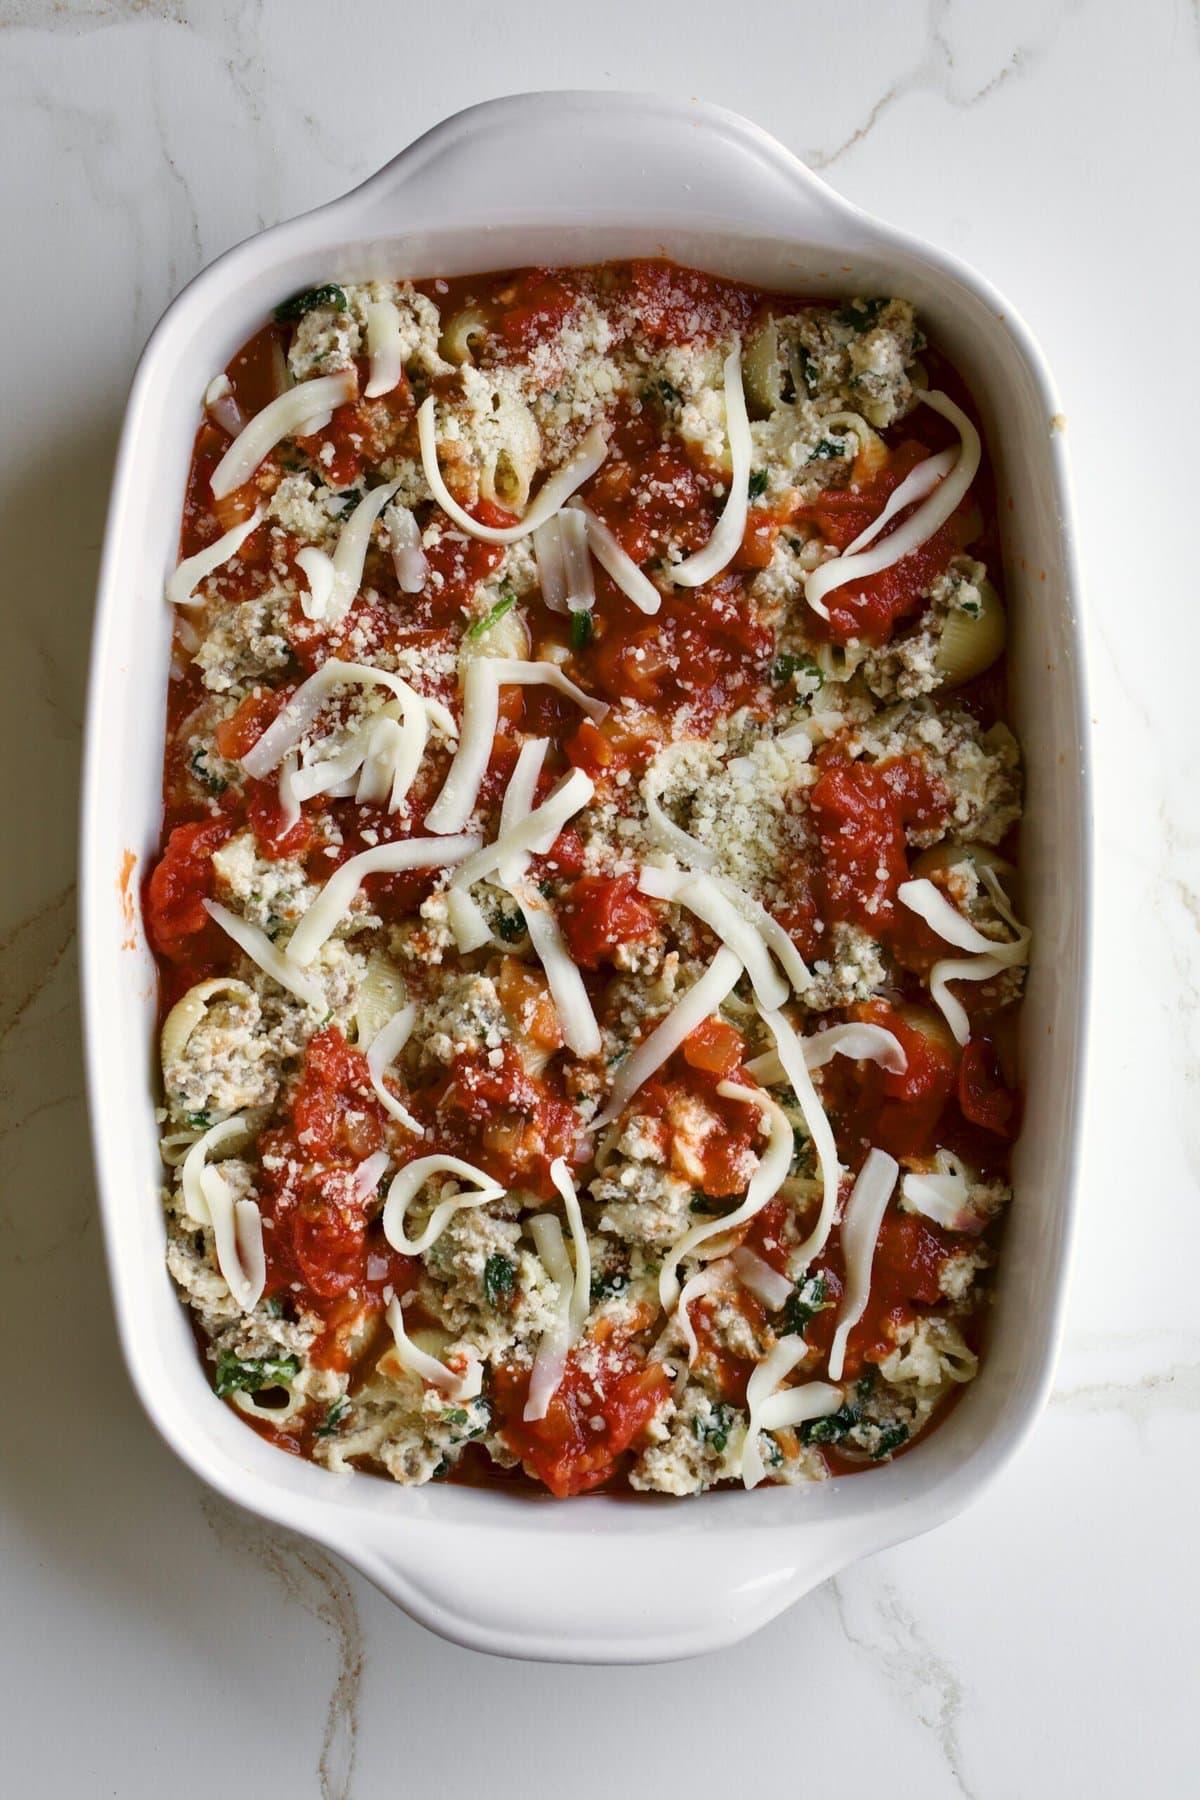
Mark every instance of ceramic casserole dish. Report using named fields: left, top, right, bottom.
left=81, top=90, right=1089, bottom=1664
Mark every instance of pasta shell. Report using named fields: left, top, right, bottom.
left=160, top=978, right=253, bottom=1074
left=935, top=579, right=1006, bottom=688
left=819, top=410, right=888, bottom=481
left=355, top=949, right=407, bottom=1046
left=438, top=307, right=488, bottom=366
left=742, top=318, right=786, bottom=418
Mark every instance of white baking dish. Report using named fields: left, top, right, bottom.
left=81, top=91, right=1089, bottom=1664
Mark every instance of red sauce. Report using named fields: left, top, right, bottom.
left=148, top=258, right=1017, bottom=1497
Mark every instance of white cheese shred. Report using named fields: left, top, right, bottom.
left=758, top=1006, right=843, bottom=1273
left=524, top=1213, right=575, bottom=1422
left=446, top=766, right=594, bottom=894
left=827, top=1148, right=900, bottom=1382
left=742, top=1335, right=842, bottom=1489
left=426, top=661, right=606, bottom=836
left=382, top=1154, right=505, bottom=1255
left=365, top=1004, right=422, bottom=1134
left=418, top=399, right=609, bottom=545
left=637, top=867, right=793, bottom=1008
left=803, top=389, right=981, bottom=619
left=180, top=1115, right=252, bottom=1227
left=593, top=946, right=743, bottom=1134
left=364, top=299, right=404, bottom=398
left=202, top=899, right=327, bottom=1011
left=284, top=833, right=481, bottom=967
left=167, top=507, right=264, bottom=607
left=210, top=370, right=357, bottom=500
left=900, top=1151, right=979, bottom=1232
left=295, top=479, right=403, bottom=625
left=385, top=1297, right=482, bottom=1402
left=900, top=869, right=1030, bottom=1045
left=658, top=1080, right=792, bottom=1314
left=566, top=499, right=662, bottom=614
left=732, top=1246, right=794, bottom=1311
left=664, top=345, right=751, bottom=588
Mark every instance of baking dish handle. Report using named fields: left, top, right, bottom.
left=340, top=91, right=866, bottom=247
left=347, top=1514, right=855, bottom=1664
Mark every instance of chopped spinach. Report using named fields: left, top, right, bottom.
left=837, top=296, right=888, bottom=332
left=689, top=1193, right=736, bottom=1217
left=801, top=1402, right=859, bottom=1446
left=747, top=469, right=769, bottom=499
left=655, top=378, right=682, bottom=408
left=784, top=1273, right=829, bottom=1333
left=693, top=1403, right=735, bottom=1456
left=332, top=487, right=362, bottom=518
left=465, top=590, right=517, bottom=641
left=314, top=1396, right=351, bottom=1439
left=214, top=1351, right=300, bottom=1398
left=441, top=1408, right=469, bottom=1428
left=871, top=1422, right=910, bottom=1461
left=189, top=747, right=226, bottom=796
left=772, top=652, right=822, bottom=689
left=808, top=438, right=846, bottom=463
left=570, top=607, right=594, bottom=651
left=484, top=1254, right=516, bottom=1313
left=274, top=283, right=348, bottom=324
left=797, top=347, right=821, bottom=397
left=185, top=1111, right=211, bottom=1131
left=495, top=907, right=526, bottom=943
left=590, top=1269, right=630, bottom=1303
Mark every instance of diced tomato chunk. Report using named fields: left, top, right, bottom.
left=809, top=752, right=949, bottom=940
left=215, top=686, right=289, bottom=761
left=491, top=1346, right=671, bottom=1496
left=559, top=872, right=657, bottom=968
left=958, top=1036, right=1018, bottom=1137
left=682, top=1016, right=746, bottom=1078
left=143, top=817, right=233, bottom=962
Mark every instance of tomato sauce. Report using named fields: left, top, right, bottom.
left=149, top=258, right=1018, bottom=1497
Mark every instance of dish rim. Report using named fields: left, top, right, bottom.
left=80, top=89, right=1091, bottom=1663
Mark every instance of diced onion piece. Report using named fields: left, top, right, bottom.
left=567, top=499, right=661, bottom=615
left=593, top=947, right=743, bottom=1134
left=732, top=1246, right=794, bottom=1311
left=384, top=1297, right=482, bottom=1401
left=181, top=1115, right=252, bottom=1227
left=742, top=1340, right=842, bottom=1489
left=241, top=658, right=450, bottom=782
left=524, top=1213, right=574, bottom=1421
left=295, top=545, right=336, bottom=621
left=382, top=1154, right=505, bottom=1255
left=533, top=516, right=569, bottom=612
left=365, top=1003, right=422, bottom=1133
left=659, top=1080, right=792, bottom=1314
left=364, top=299, right=404, bottom=398
left=827, top=1148, right=899, bottom=1382
left=803, top=390, right=981, bottom=618
left=204, top=372, right=245, bottom=437
left=637, top=868, right=787, bottom=1010
left=558, top=507, right=594, bottom=612
left=202, top=899, right=327, bottom=1010
left=352, top=1150, right=390, bottom=1200
left=418, top=398, right=609, bottom=544
left=446, top=886, right=492, bottom=954
left=842, top=447, right=958, bottom=556
left=385, top=503, right=428, bottom=593
left=166, top=507, right=264, bottom=607
left=277, top=750, right=302, bottom=831
left=210, top=370, right=357, bottom=499
left=758, top=1006, right=843, bottom=1272
left=426, top=661, right=605, bottom=836
left=284, top=834, right=480, bottom=967
left=447, top=767, right=593, bottom=894
left=664, top=345, right=751, bottom=588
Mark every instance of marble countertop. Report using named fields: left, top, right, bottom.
left=1, top=1, right=1195, bottom=1793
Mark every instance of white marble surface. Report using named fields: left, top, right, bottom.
left=1, top=0, right=1195, bottom=1792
